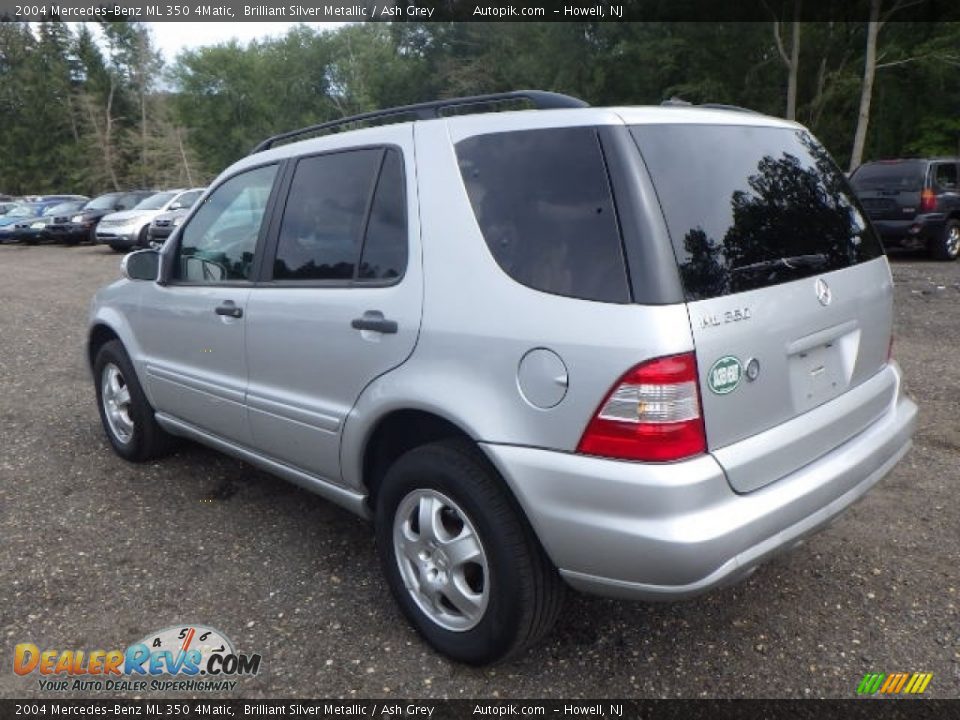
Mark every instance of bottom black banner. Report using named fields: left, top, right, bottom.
left=2, top=699, right=958, bottom=720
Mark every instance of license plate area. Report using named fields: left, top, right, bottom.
left=787, top=324, right=859, bottom=413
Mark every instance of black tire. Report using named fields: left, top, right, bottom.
left=93, top=340, right=175, bottom=462
left=931, top=219, right=960, bottom=261
left=137, top=225, right=149, bottom=248
left=374, top=440, right=564, bottom=664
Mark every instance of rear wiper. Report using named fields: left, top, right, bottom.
left=732, top=253, right=829, bottom=275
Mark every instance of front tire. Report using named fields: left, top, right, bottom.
left=93, top=340, right=174, bottom=462
left=375, top=440, right=564, bottom=664
left=931, top=219, right=960, bottom=261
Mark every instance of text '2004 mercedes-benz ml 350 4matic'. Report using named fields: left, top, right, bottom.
left=88, top=91, right=917, bottom=664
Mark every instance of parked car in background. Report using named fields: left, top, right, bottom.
left=0, top=197, right=88, bottom=243
left=850, top=157, right=960, bottom=260
left=96, top=189, right=200, bottom=252
left=46, top=191, right=154, bottom=245
left=14, top=199, right=89, bottom=244
left=0, top=201, right=17, bottom=215
left=146, top=188, right=206, bottom=245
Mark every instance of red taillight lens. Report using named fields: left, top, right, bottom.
left=576, top=352, right=707, bottom=462
left=920, top=188, right=937, bottom=213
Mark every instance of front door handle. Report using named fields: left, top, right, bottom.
left=351, top=310, right=397, bottom=334
left=215, top=301, right=243, bottom=319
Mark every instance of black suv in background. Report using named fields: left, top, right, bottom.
left=850, top=157, right=960, bottom=260
left=46, top=190, right=155, bottom=245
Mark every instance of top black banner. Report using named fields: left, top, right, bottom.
left=2, top=0, right=959, bottom=23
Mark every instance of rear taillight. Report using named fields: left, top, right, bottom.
left=577, top=352, right=707, bottom=462
left=920, top=188, right=937, bottom=213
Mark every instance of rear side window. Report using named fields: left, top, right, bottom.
left=932, top=163, right=958, bottom=190
left=273, top=147, right=407, bottom=282
left=631, top=124, right=883, bottom=301
left=456, top=127, right=630, bottom=304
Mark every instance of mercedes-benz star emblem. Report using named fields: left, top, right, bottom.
left=815, top=278, right=832, bottom=306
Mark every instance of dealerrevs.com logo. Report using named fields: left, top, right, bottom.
left=13, top=624, right=261, bottom=692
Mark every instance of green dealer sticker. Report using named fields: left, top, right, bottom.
left=707, top=356, right=743, bottom=395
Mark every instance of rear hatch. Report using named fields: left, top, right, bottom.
left=630, top=122, right=894, bottom=492
left=849, top=159, right=927, bottom=221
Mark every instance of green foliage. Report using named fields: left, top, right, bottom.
left=2, top=20, right=960, bottom=194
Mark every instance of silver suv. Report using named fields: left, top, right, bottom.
left=88, top=91, right=918, bottom=664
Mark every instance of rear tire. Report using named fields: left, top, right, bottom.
left=94, top=340, right=175, bottom=462
left=931, top=219, right=960, bottom=261
left=137, top=225, right=149, bottom=248
left=374, top=440, right=564, bottom=665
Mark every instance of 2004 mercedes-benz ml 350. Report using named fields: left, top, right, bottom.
left=88, top=91, right=917, bottom=664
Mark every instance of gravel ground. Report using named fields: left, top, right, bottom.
left=0, top=244, right=957, bottom=700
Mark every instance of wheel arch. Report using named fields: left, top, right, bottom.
left=87, top=323, right=121, bottom=371
left=358, top=408, right=477, bottom=510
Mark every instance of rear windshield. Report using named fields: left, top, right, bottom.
left=850, top=161, right=926, bottom=191
left=631, top=124, right=883, bottom=301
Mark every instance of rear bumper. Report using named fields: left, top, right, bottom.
left=481, top=369, right=917, bottom=601
left=870, top=215, right=945, bottom=246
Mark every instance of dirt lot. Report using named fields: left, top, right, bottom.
left=0, top=244, right=957, bottom=699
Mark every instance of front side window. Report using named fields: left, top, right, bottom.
left=174, top=164, right=278, bottom=282
left=455, top=126, right=630, bottom=304
left=272, top=148, right=407, bottom=282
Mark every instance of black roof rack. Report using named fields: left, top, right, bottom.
left=250, top=90, right=589, bottom=154
left=697, top=103, right=760, bottom=114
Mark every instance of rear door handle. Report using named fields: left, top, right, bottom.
left=215, top=301, right=243, bottom=319
left=351, top=310, right=397, bottom=334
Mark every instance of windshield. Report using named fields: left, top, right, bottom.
left=7, top=204, right=40, bottom=218
left=135, top=192, right=176, bottom=210
left=631, top=124, right=883, bottom=301
left=46, top=201, right=82, bottom=216
left=175, top=190, right=204, bottom=209
left=85, top=194, right=121, bottom=211
left=850, top=161, right=926, bottom=191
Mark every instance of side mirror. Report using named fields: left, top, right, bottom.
left=121, top=249, right=160, bottom=281
left=168, top=202, right=182, bottom=211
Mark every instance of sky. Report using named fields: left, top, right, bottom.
left=97, top=22, right=348, bottom=64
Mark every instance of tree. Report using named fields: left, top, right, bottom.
left=772, top=0, right=802, bottom=120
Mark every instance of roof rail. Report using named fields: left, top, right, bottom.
left=250, top=90, right=589, bottom=154
left=697, top=103, right=759, bottom=114
left=660, top=97, right=759, bottom=114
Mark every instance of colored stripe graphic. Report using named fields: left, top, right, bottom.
left=857, top=673, right=885, bottom=694
left=880, top=673, right=908, bottom=693
left=857, top=672, right=932, bottom=695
